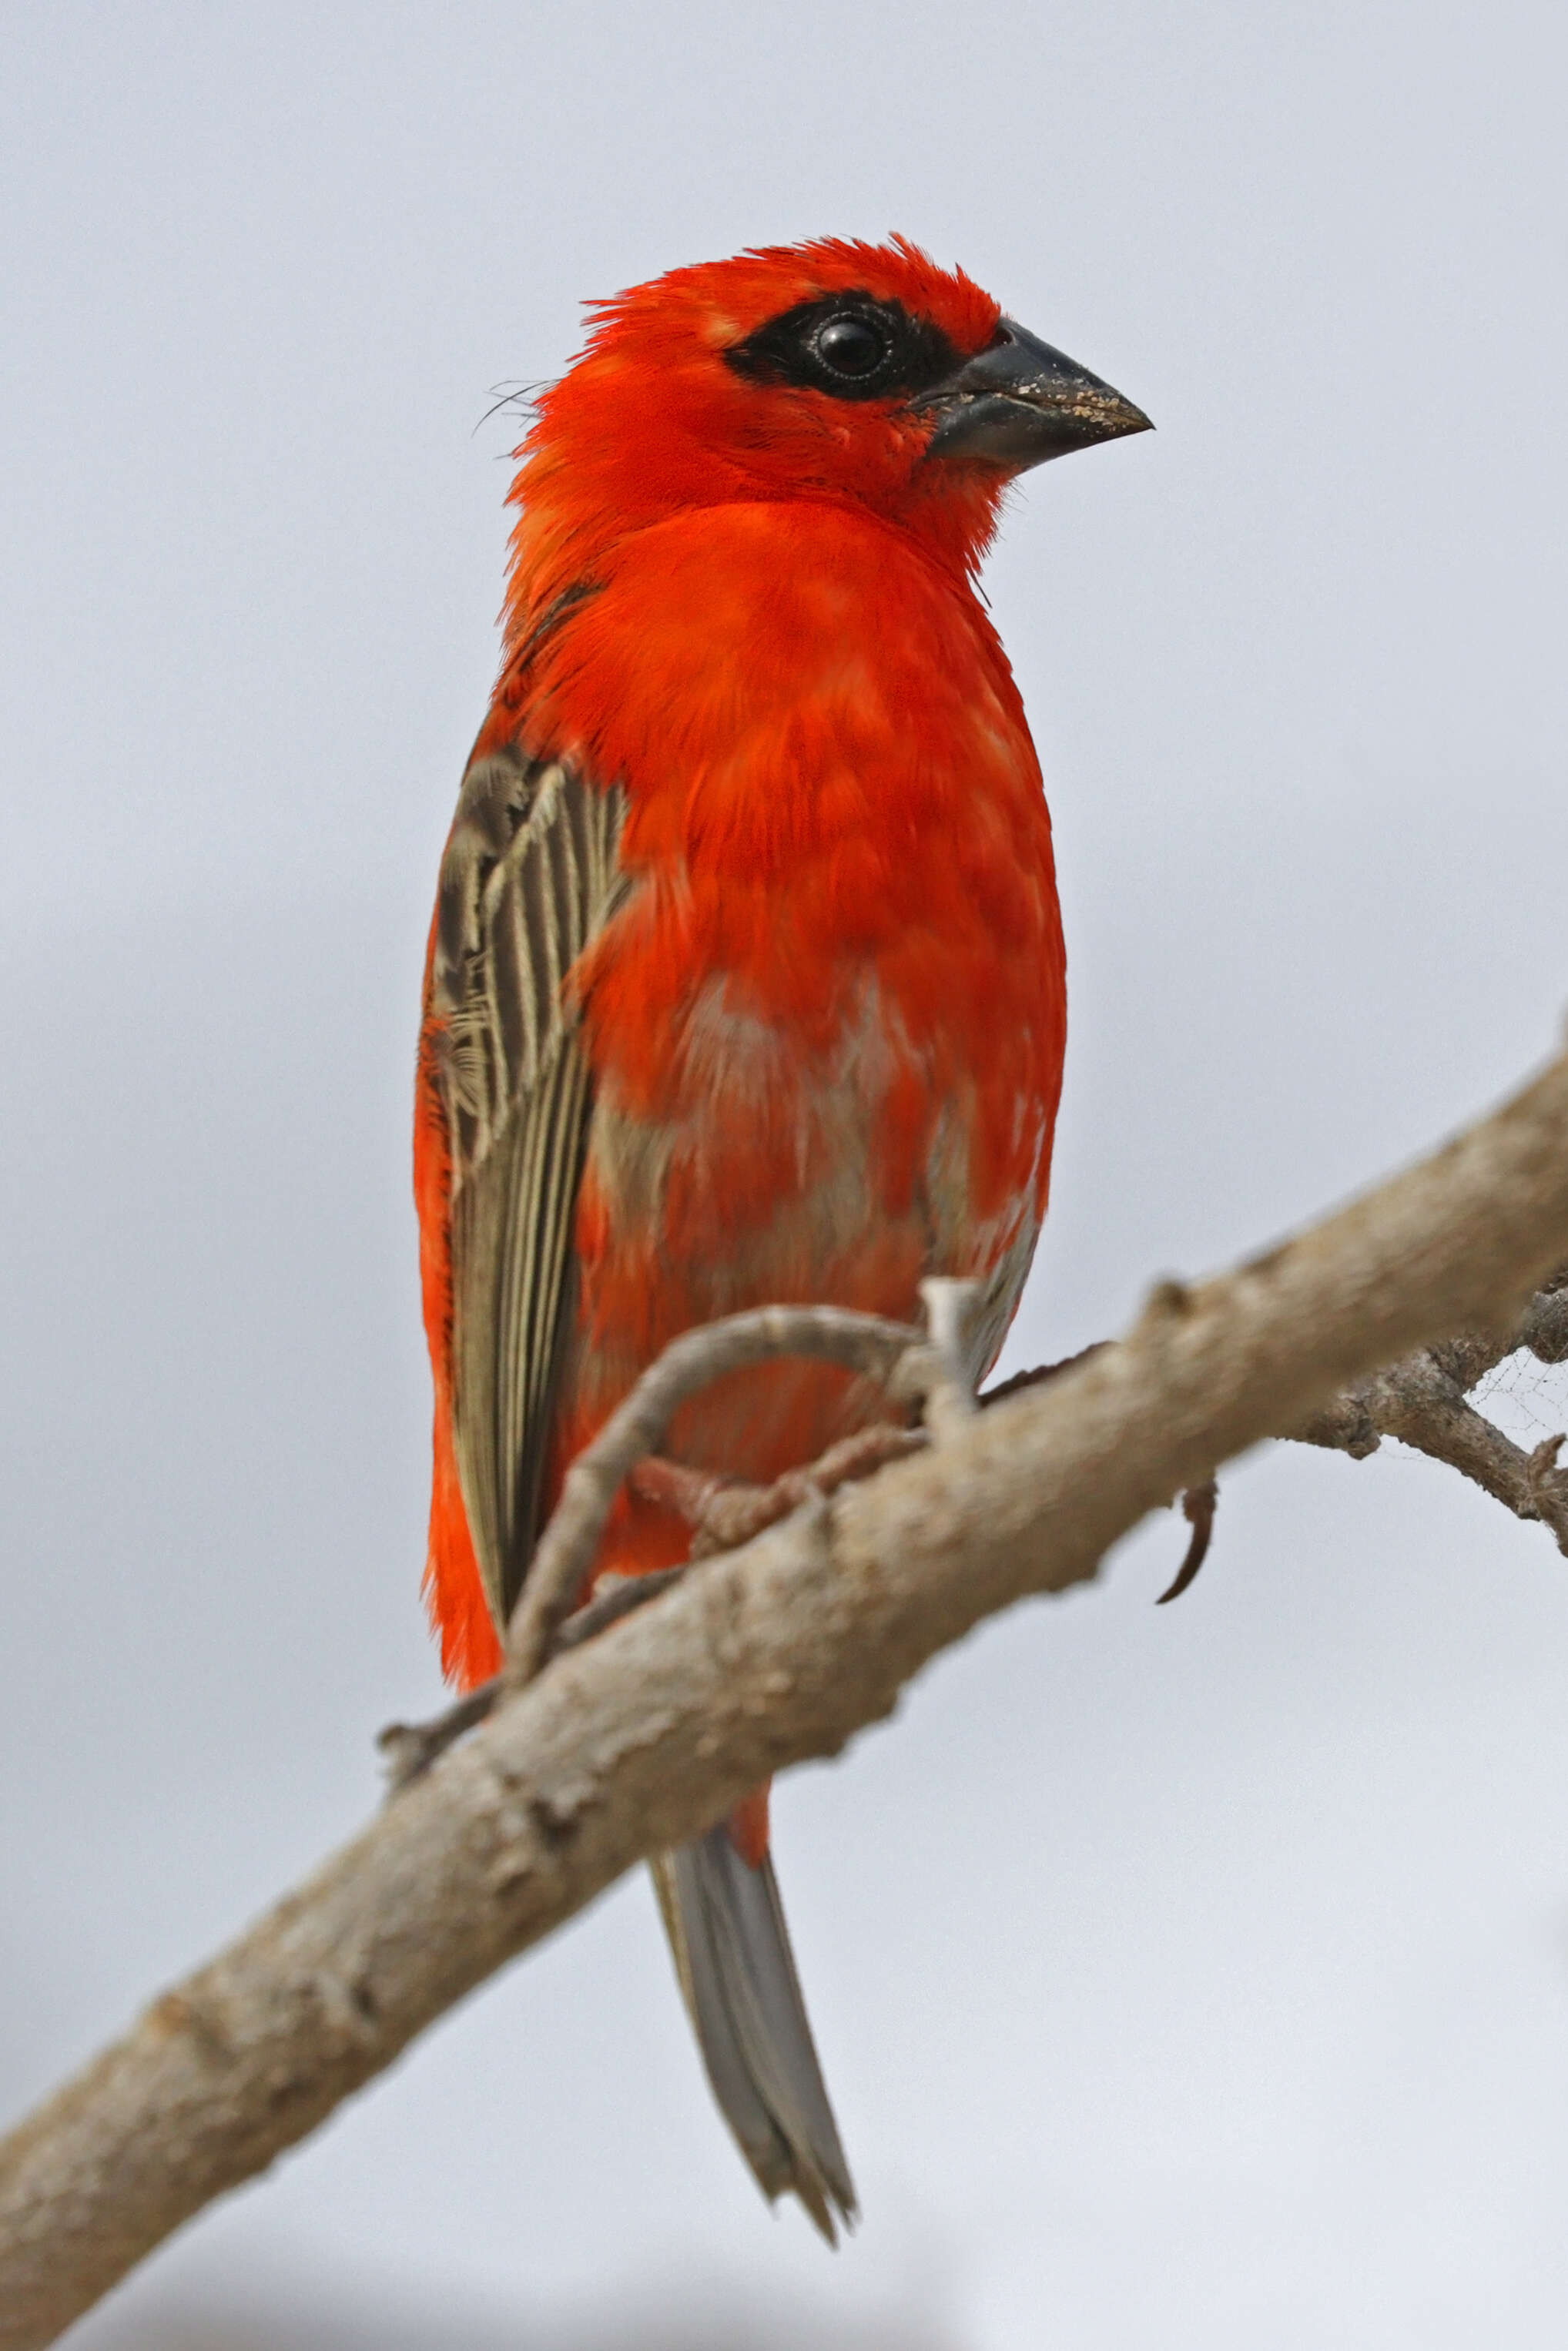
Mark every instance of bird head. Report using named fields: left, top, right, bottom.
left=504, top=236, right=1150, bottom=625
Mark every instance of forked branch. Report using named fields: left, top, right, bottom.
left=1291, top=1275, right=1568, bottom=1549
left=7, top=1040, right=1568, bottom=2348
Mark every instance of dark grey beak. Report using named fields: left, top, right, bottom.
left=921, top=317, right=1152, bottom=471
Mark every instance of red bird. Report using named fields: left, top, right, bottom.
left=415, top=236, right=1148, bottom=2237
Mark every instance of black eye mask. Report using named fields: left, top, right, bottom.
left=725, top=293, right=965, bottom=404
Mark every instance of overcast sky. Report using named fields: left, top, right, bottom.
left=5, top=4, right=1568, bottom=2346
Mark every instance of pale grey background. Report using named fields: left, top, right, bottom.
left=4, top=4, right=1568, bottom=2345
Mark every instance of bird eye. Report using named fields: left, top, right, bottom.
left=813, top=314, right=890, bottom=381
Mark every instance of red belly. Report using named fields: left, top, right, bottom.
left=555, top=953, right=1057, bottom=1578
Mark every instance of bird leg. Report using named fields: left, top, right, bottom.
left=387, top=1271, right=1568, bottom=1794
left=380, top=1425, right=929, bottom=1794
left=630, top=1422, right=929, bottom=1558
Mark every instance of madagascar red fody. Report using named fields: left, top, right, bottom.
left=414, top=234, right=1147, bottom=2234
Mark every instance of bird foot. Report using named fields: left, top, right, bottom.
left=631, top=1422, right=929, bottom=1557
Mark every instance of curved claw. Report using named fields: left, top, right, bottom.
left=1157, top=1477, right=1218, bottom=1605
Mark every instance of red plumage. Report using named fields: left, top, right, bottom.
left=414, top=235, right=1147, bottom=2232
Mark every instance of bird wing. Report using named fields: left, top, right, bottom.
left=424, top=739, right=629, bottom=1632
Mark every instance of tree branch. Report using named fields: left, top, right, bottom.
left=381, top=1311, right=930, bottom=1790
left=504, top=1304, right=920, bottom=1679
left=7, top=1040, right=1568, bottom=2347
left=1289, top=1273, right=1568, bottom=1549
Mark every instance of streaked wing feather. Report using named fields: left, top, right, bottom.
left=430, top=744, right=628, bottom=1630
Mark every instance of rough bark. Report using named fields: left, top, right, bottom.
left=1292, top=1280, right=1568, bottom=1544
left=5, top=1040, right=1568, bottom=2348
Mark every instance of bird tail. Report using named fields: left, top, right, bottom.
left=652, top=1824, right=856, bottom=2242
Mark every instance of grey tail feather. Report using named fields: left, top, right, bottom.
left=652, top=1827, right=857, bottom=2243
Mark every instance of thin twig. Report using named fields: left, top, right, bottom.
left=980, top=1342, right=1107, bottom=1407
left=380, top=1567, right=698, bottom=1794
left=389, top=1304, right=944, bottom=1789
left=377, top=1686, right=501, bottom=1792
left=504, top=1304, right=923, bottom=1680
left=384, top=1313, right=935, bottom=1796
left=551, top=1566, right=689, bottom=1653
left=990, top=1277, right=1568, bottom=1572
left=903, top=1276, right=982, bottom=1439
left=1289, top=1276, right=1568, bottom=1552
